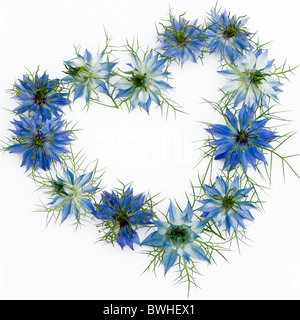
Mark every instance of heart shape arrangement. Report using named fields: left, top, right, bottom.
left=3, top=5, right=298, bottom=294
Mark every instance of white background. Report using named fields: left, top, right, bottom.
left=0, top=0, right=300, bottom=300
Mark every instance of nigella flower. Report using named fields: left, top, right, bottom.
left=142, top=201, right=210, bottom=275
left=13, top=70, right=68, bottom=121
left=206, top=9, right=252, bottom=60
left=7, top=115, right=72, bottom=171
left=157, top=13, right=207, bottom=65
left=207, top=104, right=278, bottom=171
left=63, top=48, right=116, bottom=105
left=219, top=49, right=283, bottom=107
left=91, top=187, right=154, bottom=250
left=48, top=168, right=99, bottom=223
left=111, top=50, right=172, bottom=113
left=199, top=176, right=255, bottom=234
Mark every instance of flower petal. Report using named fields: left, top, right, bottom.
left=163, top=248, right=178, bottom=275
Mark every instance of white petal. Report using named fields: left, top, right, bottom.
left=222, top=80, right=242, bottom=92
left=113, top=78, right=133, bottom=90
left=244, top=85, right=256, bottom=106
left=138, top=89, right=149, bottom=104
left=259, top=80, right=277, bottom=97
left=49, top=196, right=66, bottom=208
left=245, top=50, right=256, bottom=69
left=255, top=50, right=269, bottom=70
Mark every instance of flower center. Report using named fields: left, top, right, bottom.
left=223, top=24, right=239, bottom=39
left=65, top=65, right=86, bottom=78
left=32, top=132, right=45, bottom=148
left=52, top=181, right=68, bottom=196
left=168, top=225, right=191, bottom=247
left=35, top=87, right=47, bottom=105
left=132, top=73, right=146, bottom=87
left=237, top=130, right=249, bottom=144
left=175, top=30, right=186, bottom=44
left=64, top=65, right=93, bottom=83
left=222, top=195, right=235, bottom=210
left=249, top=70, right=265, bottom=85
left=115, top=210, right=128, bottom=226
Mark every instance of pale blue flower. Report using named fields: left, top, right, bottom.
left=111, top=50, right=172, bottom=113
left=142, top=201, right=210, bottom=275
left=64, top=48, right=116, bottom=104
left=49, top=168, right=98, bottom=223
left=219, top=49, right=283, bottom=107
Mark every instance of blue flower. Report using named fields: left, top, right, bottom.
left=157, top=13, right=207, bottom=65
left=207, top=104, right=277, bottom=171
left=111, top=50, right=172, bottom=113
left=142, top=201, right=210, bottom=275
left=64, top=48, right=116, bottom=104
left=7, top=115, right=72, bottom=171
left=206, top=9, right=252, bottom=60
left=48, top=168, right=99, bottom=223
left=13, top=71, right=68, bottom=121
left=219, top=49, right=283, bottom=107
left=91, top=187, right=154, bottom=250
left=199, top=176, right=255, bottom=234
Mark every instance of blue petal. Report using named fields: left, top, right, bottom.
left=203, top=184, right=222, bottom=198
left=75, top=171, right=93, bottom=188
left=73, top=84, right=85, bottom=101
left=7, top=143, right=24, bottom=154
left=95, top=80, right=109, bottom=94
left=189, top=244, right=210, bottom=263
left=168, top=200, right=180, bottom=224
left=141, top=231, right=164, bottom=247
left=84, top=49, right=92, bottom=64
left=63, top=168, right=75, bottom=185
left=79, top=197, right=94, bottom=212
left=208, top=124, right=234, bottom=138
left=191, top=220, right=207, bottom=234
left=215, top=176, right=228, bottom=195
left=163, top=248, right=178, bottom=275
left=61, top=201, right=72, bottom=223
left=117, top=225, right=140, bottom=250
left=182, top=202, right=194, bottom=223
left=225, top=109, right=238, bottom=131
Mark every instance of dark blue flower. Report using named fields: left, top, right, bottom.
left=142, top=201, right=210, bottom=275
left=207, top=104, right=278, bottom=171
left=199, top=176, right=255, bottom=234
left=91, top=187, right=154, bottom=250
left=7, top=115, right=72, bottom=171
left=157, top=13, right=207, bottom=65
left=13, top=71, right=68, bottom=121
left=49, top=168, right=99, bottom=223
left=206, top=8, right=252, bottom=60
